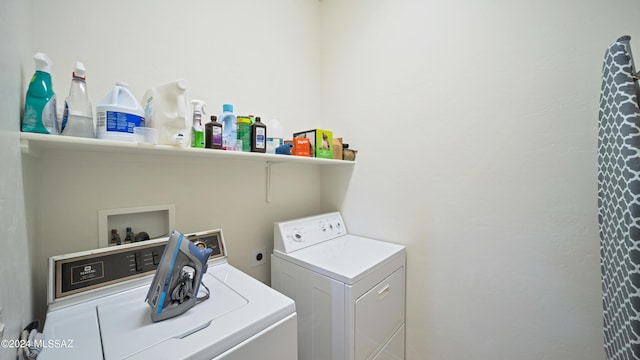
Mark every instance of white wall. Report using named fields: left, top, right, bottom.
left=27, top=0, right=330, bottom=323
left=0, top=0, right=34, bottom=357
left=34, top=0, right=322, bottom=135
left=321, top=0, right=640, bottom=359
left=19, top=0, right=640, bottom=358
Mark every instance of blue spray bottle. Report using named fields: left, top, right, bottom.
left=23, top=53, right=59, bottom=134
left=219, top=104, right=237, bottom=150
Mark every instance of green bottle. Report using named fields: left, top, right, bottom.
left=237, top=116, right=252, bottom=152
left=191, top=100, right=206, bottom=148
left=23, top=53, right=59, bottom=134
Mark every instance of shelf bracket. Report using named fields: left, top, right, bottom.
left=20, top=139, right=42, bottom=157
left=266, top=161, right=273, bottom=203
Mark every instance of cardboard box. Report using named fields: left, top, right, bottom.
left=292, top=129, right=333, bottom=159
left=333, top=137, right=343, bottom=160
left=292, top=137, right=311, bottom=156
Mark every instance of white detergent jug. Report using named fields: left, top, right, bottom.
left=141, top=79, right=188, bottom=146
left=96, top=82, right=145, bottom=141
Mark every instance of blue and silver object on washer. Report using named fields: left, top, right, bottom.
left=146, top=229, right=212, bottom=322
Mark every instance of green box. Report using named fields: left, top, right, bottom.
left=292, top=129, right=333, bottom=158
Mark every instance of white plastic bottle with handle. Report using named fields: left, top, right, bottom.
left=96, top=82, right=145, bottom=141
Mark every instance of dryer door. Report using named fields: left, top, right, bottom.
left=354, top=267, right=405, bottom=360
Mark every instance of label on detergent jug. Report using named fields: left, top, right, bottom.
left=60, top=102, right=69, bottom=130
left=41, top=96, right=59, bottom=134
left=23, top=96, right=58, bottom=134
left=97, top=111, right=144, bottom=133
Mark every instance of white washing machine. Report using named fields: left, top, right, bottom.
left=271, top=212, right=406, bottom=360
left=39, top=230, right=297, bottom=360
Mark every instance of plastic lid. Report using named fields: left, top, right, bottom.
left=223, top=104, right=233, bottom=112
left=176, top=79, right=188, bottom=91
left=237, top=116, right=251, bottom=123
left=33, top=52, right=52, bottom=73
left=174, top=133, right=186, bottom=145
left=73, top=61, right=86, bottom=79
left=255, top=116, right=262, bottom=122
left=210, top=115, right=217, bottom=121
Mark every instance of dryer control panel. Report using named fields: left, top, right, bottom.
left=274, top=212, right=346, bottom=253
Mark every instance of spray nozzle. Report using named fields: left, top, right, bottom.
left=73, top=61, right=86, bottom=80
left=191, top=99, right=207, bottom=115
left=33, top=52, right=52, bottom=73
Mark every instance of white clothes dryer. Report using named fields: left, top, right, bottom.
left=39, top=230, right=297, bottom=360
left=271, top=212, right=406, bottom=360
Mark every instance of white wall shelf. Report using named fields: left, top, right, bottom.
left=20, top=132, right=355, bottom=203
left=19, top=132, right=355, bottom=166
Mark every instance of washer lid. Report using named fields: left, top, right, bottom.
left=273, top=234, right=405, bottom=284
left=40, top=263, right=296, bottom=360
left=97, top=271, right=248, bottom=359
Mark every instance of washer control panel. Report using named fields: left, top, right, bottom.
left=51, top=239, right=167, bottom=301
left=49, top=229, right=228, bottom=304
left=274, top=212, right=346, bottom=253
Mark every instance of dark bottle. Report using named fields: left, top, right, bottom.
left=125, top=227, right=135, bottom=243
left=205, top=115, right=223, bottom=149
left=110, top=229, right=122, bottom=245
left=251, top=116, right=267, bottom=153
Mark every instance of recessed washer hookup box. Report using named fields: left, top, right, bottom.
left=292, top=129, right=333, bottom=158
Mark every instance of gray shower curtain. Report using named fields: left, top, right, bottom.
left=599, top=35, right=640, bottom=359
